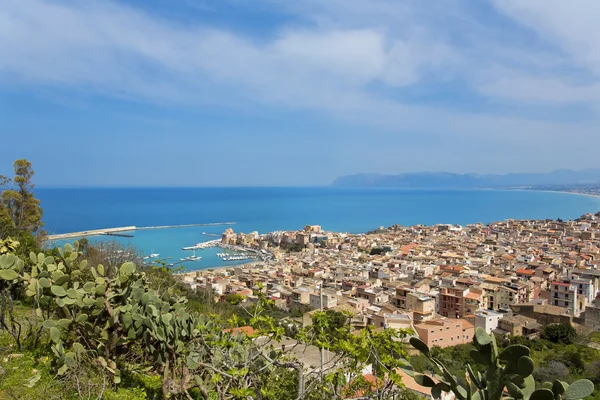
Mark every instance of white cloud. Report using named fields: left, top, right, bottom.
left=484, top=0, right=600, bottom=104
left=1, top=0, right=600, bottom=157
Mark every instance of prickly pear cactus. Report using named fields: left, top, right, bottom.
left=0, top=253, right=24, bottom=281
left=407, top=327, right=594, bottom=400
left=0, top=238, right=20, bottom=255
left=22, top=241, right=148, bottom=383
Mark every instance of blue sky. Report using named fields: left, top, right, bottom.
left=2, top=0, right=600, bottom=186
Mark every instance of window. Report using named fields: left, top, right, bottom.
left=554, top=300, right=559, bottom=306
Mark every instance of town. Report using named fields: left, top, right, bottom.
left=182, top=212, right=600, bottom=348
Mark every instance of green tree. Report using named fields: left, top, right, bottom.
left=225, top=293, right=245, bottom=305
left=0, top=159, right=43, bottom=238
left=541, top=323, right=576, bottom=345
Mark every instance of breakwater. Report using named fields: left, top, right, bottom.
left=46, top=222, right=236, bottom=240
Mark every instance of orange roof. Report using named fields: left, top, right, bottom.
left=441, top=265, right=464, bottom=272
left=515, top=269, right=534, bottom=276
left=400, top=243, right=419, bottom=255
left=223, top=326, right=256, bottom=336
left=484, top=276, right=509, bottom=284
left=343, top=374, right=383, bottom=398
left=464, top=292, right=481, bottom=300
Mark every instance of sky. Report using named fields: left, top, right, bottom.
left=1, top=0, right=600, bottom=186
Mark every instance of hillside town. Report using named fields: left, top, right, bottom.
left=182, top=212, right=600, bottom=349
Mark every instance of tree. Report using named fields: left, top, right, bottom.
left=541, top=323, right=576, bottom=344
left=299, top=311, right=411, bottom=399
left=0, top=159, right=43, bottom=238
left=224, top=293, right=245, bottom=305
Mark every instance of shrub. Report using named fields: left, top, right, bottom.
left=541, top=323, right=576, bottom=344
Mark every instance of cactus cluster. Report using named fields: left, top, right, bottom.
left=0, top=240, right=254, bottom=396
left=407, top=328, right=595, bottom=400
left=0, top=253, right=24, bottom=281
left=20, top=242, right=150, bottom=381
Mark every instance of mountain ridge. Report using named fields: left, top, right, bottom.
left=332, top=169, right=600, bottom=188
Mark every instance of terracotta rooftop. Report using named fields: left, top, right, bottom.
left=223, top=326, right=256, bottom=336
left=515, top=269, right=534, bottom=276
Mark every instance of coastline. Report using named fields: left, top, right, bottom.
left=506, top=188, right=600, bottom=200
left=40, top=188, right=600, bottom=271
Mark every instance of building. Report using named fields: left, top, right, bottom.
left=510, top=302, right=573, bottom=326
left=475, top=310, right=502, bottom=334
left=568, top=275, right=595, bottom=303
left=550, top=280, right=586, bottom=316
left=370, top=312, right=413, bottom=330
left=486, top=283, right=528, bottom=312
left=585, top=295, right=600, bottom=330
left=413, top=318, right=474, bottom=348
left=438, top=287, right=465, bottom=318
left=309, top=292, right=338, bottom=310
left=291, top=287, right=311, bottom=306
left=494, top=315, right=541, bottom=338
left=406, top=292, right=436, bottom=322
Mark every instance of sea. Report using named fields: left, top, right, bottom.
left=36, top=187, right=600, bottom=271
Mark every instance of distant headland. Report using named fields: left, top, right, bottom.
left=332, top=169, right=600, bottom=190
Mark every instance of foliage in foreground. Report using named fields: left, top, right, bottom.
left=408, top=328, right=595, bottom=400
left=0, top=239, right=417, bottom=399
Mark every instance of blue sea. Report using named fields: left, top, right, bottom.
left=36, top=187, right=600, bottom=270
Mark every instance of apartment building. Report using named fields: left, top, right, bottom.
left=550, top=280, right=586, bottom=316
left=406, top=292, right=436, bottom=322
left=414, top=318, right=474, bottom=348
left=475, top=310, right=502, bottom=334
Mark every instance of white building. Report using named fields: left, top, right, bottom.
left=475, top=310, right=502, bottom=334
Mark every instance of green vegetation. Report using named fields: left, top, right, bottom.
left=279, top=242, right=305, bottom=252
left=589, top=332, right=600, bottom=344
left=0, top=159, right=596, bottom=400
left=370, top=247, right=392, bottom=255
left=0, top=159, right=44, bottom=257
left=410, top=335, right=600, bottom=400
left=0, top=236, right=419, bottom=399
left=541, top=323, right=577, bottom=345
left=408, top=328, right=594, bottom=400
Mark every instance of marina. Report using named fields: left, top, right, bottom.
left=142, top=253, right=160, bottom=260
left=46, top=222, right=236, bottom=240
left=182, top=240, right=221, bottom=250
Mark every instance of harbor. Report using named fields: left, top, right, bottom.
left=46, top=222, right=236, bottom=240
left=46, top=222, right=273, bottom=271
